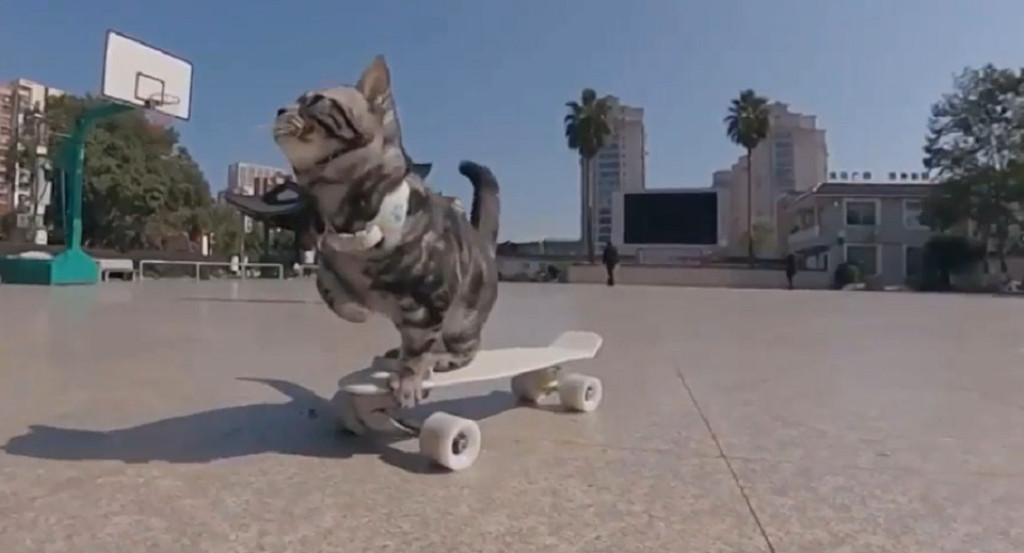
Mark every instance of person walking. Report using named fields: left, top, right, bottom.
left=602, top=242, right=620, bottom=286
left=785, top=253, right=797, bottom=290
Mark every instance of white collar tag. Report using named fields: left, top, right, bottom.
left=319, top=179, right=410, bottom=254
left=369, top=179, right=410, bottom=250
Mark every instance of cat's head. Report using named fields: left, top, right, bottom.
left=273, top=55, right=408, bottom=184
left=273, top=55, right=413, bottom=245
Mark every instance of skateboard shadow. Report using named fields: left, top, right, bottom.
left=1, top=376, right=520, bottom=475
left=176, top=297, right=321, bottom=305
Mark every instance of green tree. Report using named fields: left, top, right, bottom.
left=745, top=221, right=774, bottom=258
left=724, top=89, right=771, bottom=262
left=564, top=88, right=613, bottom=263
left=43, top=94, right=213, bottom=251
left=922, top=65, right=1024, bottom=275
left=920, top=234, right=985, bottom=291
left=205, top=204, right=267, bottom=259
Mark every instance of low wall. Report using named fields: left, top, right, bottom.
left=497, top=257, right=570, bottom=282
left=566, top=264, right=832, bottom=290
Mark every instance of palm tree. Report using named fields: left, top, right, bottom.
left=724, top=89, right=771, bottom=261
left=564, top=88, right=613, bottom=263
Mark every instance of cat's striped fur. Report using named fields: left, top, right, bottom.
left=273, top=55, right=500, bottom=407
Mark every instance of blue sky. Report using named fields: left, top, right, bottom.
left=3, top=0, right=1023, bottom=240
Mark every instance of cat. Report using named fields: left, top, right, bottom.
left=272, top=55, right=500, bottom=408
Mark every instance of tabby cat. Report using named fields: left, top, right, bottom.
left=273, top=55, right=500, bottom=408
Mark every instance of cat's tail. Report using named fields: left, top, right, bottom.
left=459, top=160, right=500, bottom=244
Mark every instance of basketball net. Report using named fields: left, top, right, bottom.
left=143, top=93, right=179, bottom=129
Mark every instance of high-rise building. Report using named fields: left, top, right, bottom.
left=0, top=79, right=65, bottom=229
left=718, top=101, right=828, bottom=257
left=581, top=96, right=646, bottom=249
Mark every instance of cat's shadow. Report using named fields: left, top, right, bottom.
left=0, top=373, right=530, bottom=474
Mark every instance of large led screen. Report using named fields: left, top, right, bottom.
left=622, top=192, right=718, bottom=245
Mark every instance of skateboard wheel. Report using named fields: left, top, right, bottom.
left=558, top=374, right=603, bottom=412
left=418, top=412, right=481, bottom=471
left=332, top=391, right=366, bottom=436
left=511, top=367, right=558, bottom=403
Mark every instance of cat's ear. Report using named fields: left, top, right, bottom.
left=356, top=55, right=393, bottom=112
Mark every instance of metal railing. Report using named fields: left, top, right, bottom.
left=137, top=259, right=285, bottom=281
left=788, top=225, right=821, bottom=244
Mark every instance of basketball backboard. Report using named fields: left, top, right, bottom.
left=101, top=30, right=193, bottom=121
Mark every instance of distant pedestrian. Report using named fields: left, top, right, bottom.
left=785, top=253, right=797, bottom=290
left=602, top=242, right=619, bottom=286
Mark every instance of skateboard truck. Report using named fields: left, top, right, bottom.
left=333, top=356, right=426, bottom=437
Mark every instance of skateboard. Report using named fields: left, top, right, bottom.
left=331, top=330, right=604, bottom=471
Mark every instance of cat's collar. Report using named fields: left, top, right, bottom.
left=320, top=179, right=410, bottom=253
left=313, top=148, right=346, bottom=168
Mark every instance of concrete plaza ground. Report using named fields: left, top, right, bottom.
left=0, top=280, right=1022, bottom=552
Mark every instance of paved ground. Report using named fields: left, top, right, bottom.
left=0, top=280, right=1022, bottom=552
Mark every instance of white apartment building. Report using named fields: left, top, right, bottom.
left=226, top=162, right=290, bottom=196
left=0, top=83, right=12, bottom=216
left=226, top=162, right=291, bottom=233
left=582, top=96, right=646, bottom=248
left=0, top=78, right=65, bottom=236
left=718, top=102, right=828, bottom=257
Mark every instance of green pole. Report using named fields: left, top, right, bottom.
left=61, top=102, right=133, bottom=251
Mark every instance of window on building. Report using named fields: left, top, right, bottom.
left=845, top=200, right=878, bottom=226
left=846, top=244, right=880, bottom=276
left=598, top=216, right=611, bottom=225
left=803, top=252, right=828, bottom=271
left=902, top=199, right=927, bottom=229
left=905, top=246, right=924, bottom=278
left=796, top=209, right=816, bottom=229
left=599, top=207, right=611, bottom=216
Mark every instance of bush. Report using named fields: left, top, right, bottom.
left=832, top=262, right=861, bottom=289
left=918, top=235, right=984, bottom=291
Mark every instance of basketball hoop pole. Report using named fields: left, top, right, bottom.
left=61, top=102, right=133, bottom=252
left=0, top=101, right=135, bottom=285
left=47, top=102, right=134, bottom=284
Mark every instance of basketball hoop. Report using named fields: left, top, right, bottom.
left=142, top=92, right=181, bottom=128
left=102, top=30, right=194, bottom=124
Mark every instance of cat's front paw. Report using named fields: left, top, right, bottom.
left=388, top=369, right=426, bottom=408
left=336, top=302, right=371, bottom=323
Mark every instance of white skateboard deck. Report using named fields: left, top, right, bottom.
left=342, top=331, right=603, bottom=395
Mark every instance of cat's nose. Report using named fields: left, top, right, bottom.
left=276, top=107, right=287, bottom=116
